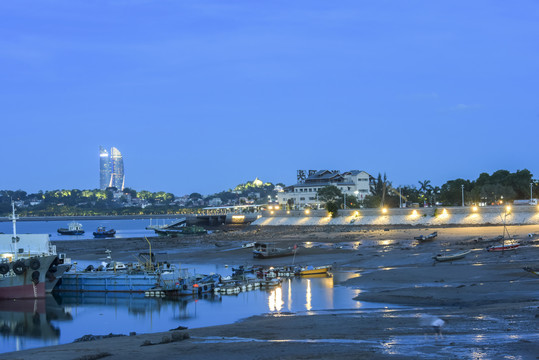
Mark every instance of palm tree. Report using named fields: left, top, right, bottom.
left=418, top=180, right=434, bottom=206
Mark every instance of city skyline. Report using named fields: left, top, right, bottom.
left=1, top=1, right=538, bottom=195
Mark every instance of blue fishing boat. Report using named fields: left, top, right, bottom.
left=93, top=226, right=116, bottom=238
left=57, top=272, right=162, bottom=293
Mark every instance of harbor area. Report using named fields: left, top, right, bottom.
left=1, top=224, right=538, bottom=359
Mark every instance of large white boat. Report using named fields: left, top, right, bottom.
left=0, top=203, right=58, bottom=299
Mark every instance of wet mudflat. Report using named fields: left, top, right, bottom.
left=1, top=224, right=538, bottom=359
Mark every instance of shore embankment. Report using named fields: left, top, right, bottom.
left=255, top=205, right=539, bottom=226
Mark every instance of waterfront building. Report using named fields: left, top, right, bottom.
left=99, top=146, right=125, bottom=190
left=277, top=170, right=373, bottom=209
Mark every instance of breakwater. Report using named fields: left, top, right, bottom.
left=253, top=205, right=539, bottom=226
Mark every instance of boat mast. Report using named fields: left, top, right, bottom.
left=10, top=201, right=19, bottom=260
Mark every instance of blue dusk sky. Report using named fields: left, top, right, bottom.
left=1, top=1, right=538, bottom=195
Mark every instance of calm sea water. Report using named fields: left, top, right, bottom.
left=0, top=218, right=178, bottom=241
left=0, top=267, right=372, bottom=354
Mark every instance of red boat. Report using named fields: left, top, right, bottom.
left=486, top=243, right=520, bottom=252
left=1, top=203, right=58, bottom=299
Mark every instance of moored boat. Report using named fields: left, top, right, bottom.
left=414, top=231, right=438, bottom=242
left=57, top=222, right=84, bottom=235
left=299, top=265, right=332, bottom=276
left=433, top=249, right=471, bottom=262
left=1, top=203, right=59, bottom=299
left=253, top=242, right=297, bottom=259
left=486, top=243, right=520, bottom=252
left=93, top=226, right=116, bottom=238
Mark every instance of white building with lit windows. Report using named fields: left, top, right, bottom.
left=277, top=170, right=373, bottom=209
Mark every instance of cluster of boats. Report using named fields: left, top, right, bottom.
left=57, top=222, right=116, bottom=238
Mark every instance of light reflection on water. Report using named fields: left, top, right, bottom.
left=0, top=271, right=364, bottom=354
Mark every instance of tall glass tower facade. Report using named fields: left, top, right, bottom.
left=99, top=146, right=111, bottom=190
left=110, top=147, right=125, bottom=190
left=99, top=146, right=125, bottom=190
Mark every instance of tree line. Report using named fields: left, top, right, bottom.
left=317, top=169, right=536, bottom=216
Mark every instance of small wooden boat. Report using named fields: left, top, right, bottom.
left=523, top=266, right=538, bottom=275
left=433, top=249, right=471, bottom=262
left=299, top=265, right=332, bottom=276
left=415, top=231, right=438, bottom=242
left=486, top=243, right=520, bottom=252
left=93, top=226, right=116, bottom=238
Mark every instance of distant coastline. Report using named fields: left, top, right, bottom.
left=0, top=214, right=182, bottom=222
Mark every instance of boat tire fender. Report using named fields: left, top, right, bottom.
left=13, top=260, right=27, bottom=275
left=30, top=258, right=40, bottom=270
left=46, top=271, right=55, bottom=281
left=182, top=285, right=187, bottom=290
left=0, top=263, right=9, bottom=275
left=31, top=270, right=40, bottom=284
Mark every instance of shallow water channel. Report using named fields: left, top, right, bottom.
left=0, top=265, right=392, bottom=353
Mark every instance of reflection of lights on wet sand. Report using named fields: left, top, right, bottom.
left=268, top=287, right=283, bottom=312
left=259, top=218, right=274, bottom=225
left=305, top=279, right=312, bottom=311
left=473, top=334, right=485, bottom=343
left=471, top=350, right=488, bottom=359
left=320, top=215, right=332, bottom=224
left=379, top=240, right=396, bottom=246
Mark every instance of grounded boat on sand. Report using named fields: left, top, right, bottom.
left=253, top=242, right=297, bottom=259
left=93, top=226, right=116, bottom=238
left=433, top=249, right=471, bottom=262
left=1, top=203, right=59, bottom=299
left=486, top=243, right=520, bottom=252
left=414, top=231, right=438, bottom=242
left=57, top=222, right=84, bottom=235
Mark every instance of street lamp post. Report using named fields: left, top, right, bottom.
left=344, top=193, right=347, bottom=210
left=461, top=184, right=464, bottom=207
left=531, top=182, right=533, bottom=202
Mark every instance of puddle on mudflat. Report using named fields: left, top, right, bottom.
left=192, top=336, right=376, bottom=345
left=192, top=332, right=539, bottom=359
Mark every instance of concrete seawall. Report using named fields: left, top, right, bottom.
left=253, top=205, right=539, bottom=226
